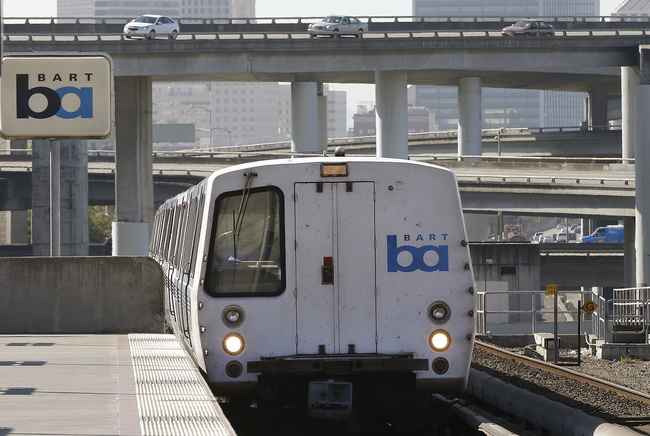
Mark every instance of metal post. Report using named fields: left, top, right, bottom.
left=554, top=291, right=558, bottom=365
left=578, top=300, right=581, bottom=366
left=190, top=104, right=212, bottom=149
left=497, top=130, right=501, bottom=162
left=495, top=127, right=504, bottom=162
left=50, top=139, right=61, bottom=256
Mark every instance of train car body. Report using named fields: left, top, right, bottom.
left=149, top=156, right=476, bottom=416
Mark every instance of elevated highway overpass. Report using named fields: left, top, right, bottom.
left=4, top=15, right=650, bottom=287
left=0, top=152, right=635, bottom=218
left=3, top=22, right=634, bottom=93
left=8, top=15, right=650, bottom=34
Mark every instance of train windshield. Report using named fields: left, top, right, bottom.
left=206, top=187, right=285, bottom=296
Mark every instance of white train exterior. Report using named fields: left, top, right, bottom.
left=149, top=155, right=476, bottom=415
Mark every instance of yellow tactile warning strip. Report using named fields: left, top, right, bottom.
left=128, top=334, right=236, bottom=436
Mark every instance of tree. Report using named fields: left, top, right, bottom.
left=88, top=206, right=113, bottom=244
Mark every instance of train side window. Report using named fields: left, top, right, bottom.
left=182, top=194, right=199, bottom=273
left=162, top=208, right=173, bottom=261
left=169, top=203, right=182, bottom=268
left=205, top=187, right=285, bottom=297
left=189, top=191, right=205, bottom=278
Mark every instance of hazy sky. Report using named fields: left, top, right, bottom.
left=3, top=0, right=625, bottom=19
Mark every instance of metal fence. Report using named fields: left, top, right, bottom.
left=593, top=287, right=650, bottom=344
left=478, top=287, right=650, bottom=344
left=476, top=289, right=594, bottom=337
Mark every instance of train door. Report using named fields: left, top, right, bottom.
left=294, top=182, right=376, bottom=355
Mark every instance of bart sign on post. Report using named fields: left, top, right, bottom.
left=0, top=54, right=113, bottom=138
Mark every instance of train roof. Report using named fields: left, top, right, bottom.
left=211, top=155, right=454, bottom=177
left=158, top=156, right=457, bottom=207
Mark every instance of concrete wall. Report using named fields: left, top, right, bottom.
left=0, top=257, right=164, bottom=333
left=470, top=242, right=541, bottom=292
left=470, top=243, right=541, bottom=326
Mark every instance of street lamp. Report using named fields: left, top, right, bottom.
left=211, top=127, right=232, bottom=148
left=189, top=104, right=212, bottom=149
left=494, top=127, right=505, bottom=162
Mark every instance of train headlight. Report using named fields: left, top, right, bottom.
left=429, top=330, right=451, bottom=352
left=223, top=333, right=245, bottom=355
left=223, top=305, right=244, bottom=327
left=428, top=301, right=450, bottom=323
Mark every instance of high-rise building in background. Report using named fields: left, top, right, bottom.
left=411, top=0, right=599, bottom=131
left=352, top=106, right=437, bottom=137
left=232, top=0, right=254, bottom=18
left=57, top=0, right=347, bottom=149
left=324, top=87, right=348, bottom=139
left=57, top=0, right=179, bottom=18
left=612, top=0, right=650, bottom=16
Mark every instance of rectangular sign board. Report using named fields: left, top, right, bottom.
left=0, top=54, right=114, bottom=139
left=153, top=123, right=195, bottom=143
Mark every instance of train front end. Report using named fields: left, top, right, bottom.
left=196, top=156, right=476, bottom=416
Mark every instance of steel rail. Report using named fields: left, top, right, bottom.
left=475, top=340, right=650, bottom=406
left=4, top=29, right=650, bottom=41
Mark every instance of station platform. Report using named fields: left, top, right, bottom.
left=0, top=333, right=236, bottom=436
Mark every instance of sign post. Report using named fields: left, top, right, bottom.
left=546, top=284, right=558, bottom=364
left=579, top=299, right=598, bottom=366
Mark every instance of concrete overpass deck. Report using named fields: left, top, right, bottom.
left=3, top=22, right=641, bottom=94
left=0, top=151, right=635, bottom=217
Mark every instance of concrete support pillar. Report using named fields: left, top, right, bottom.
left=0, top=139, right=29, bottom=244
left=622, top=67, right=639, bottom=161
left=588, top=83, right=608, bottom=130
left=458, top=77, right=482, bottom=160
left=623, top=68, right=640, bottom=287
left=0, top=210, right=28, bottom=244
left=60, top=140, right=89, bottom=256
left=291, top=81, right=319, bottom=153
left=375, top=71, right=408, bottom=159
left=317, top=83, right=328, bottom=151
left=31, top=140, right=88, bottom=256
left=113, top=76, right=154, bottom=255
left=634, top=84, right=650, bottom=287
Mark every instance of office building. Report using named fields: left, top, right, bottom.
left=612, top=0, right=650, bottom=16
left=352, top=106, right=436, bottom=137
left=57, top=0, right=179, bottom=17
left=411, top=0, right=599, bottom=131
left=57, top=0, right=329, bottom=150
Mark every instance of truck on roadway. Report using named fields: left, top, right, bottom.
left=580, top=225, right=623, bottom=243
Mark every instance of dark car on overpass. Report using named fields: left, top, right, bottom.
left=502, top=19, right=555, bottom=36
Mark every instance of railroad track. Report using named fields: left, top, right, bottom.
left=474, top=340, right=650, bottom=406
left=468, top=340, right=650, bottom=435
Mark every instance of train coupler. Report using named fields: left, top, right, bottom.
left=307, top=379, right=353, bottom=420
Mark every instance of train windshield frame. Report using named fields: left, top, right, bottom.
left=205, top=186, right=285, bottom=297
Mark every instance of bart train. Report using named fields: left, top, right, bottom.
left=148, top=154, right=476, bottom=417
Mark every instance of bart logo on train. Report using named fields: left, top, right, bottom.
left=386, top=234, right=449, bottom=272
left=15, top=73, right=94, bottom=119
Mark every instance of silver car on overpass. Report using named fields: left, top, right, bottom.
left=308, top=15, right=368, bottom=38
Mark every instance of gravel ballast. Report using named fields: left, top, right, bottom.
left=471, top=344, right=650, bottom=420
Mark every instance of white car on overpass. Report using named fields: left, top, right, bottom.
left=123, top=15, right=179, bottom=40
